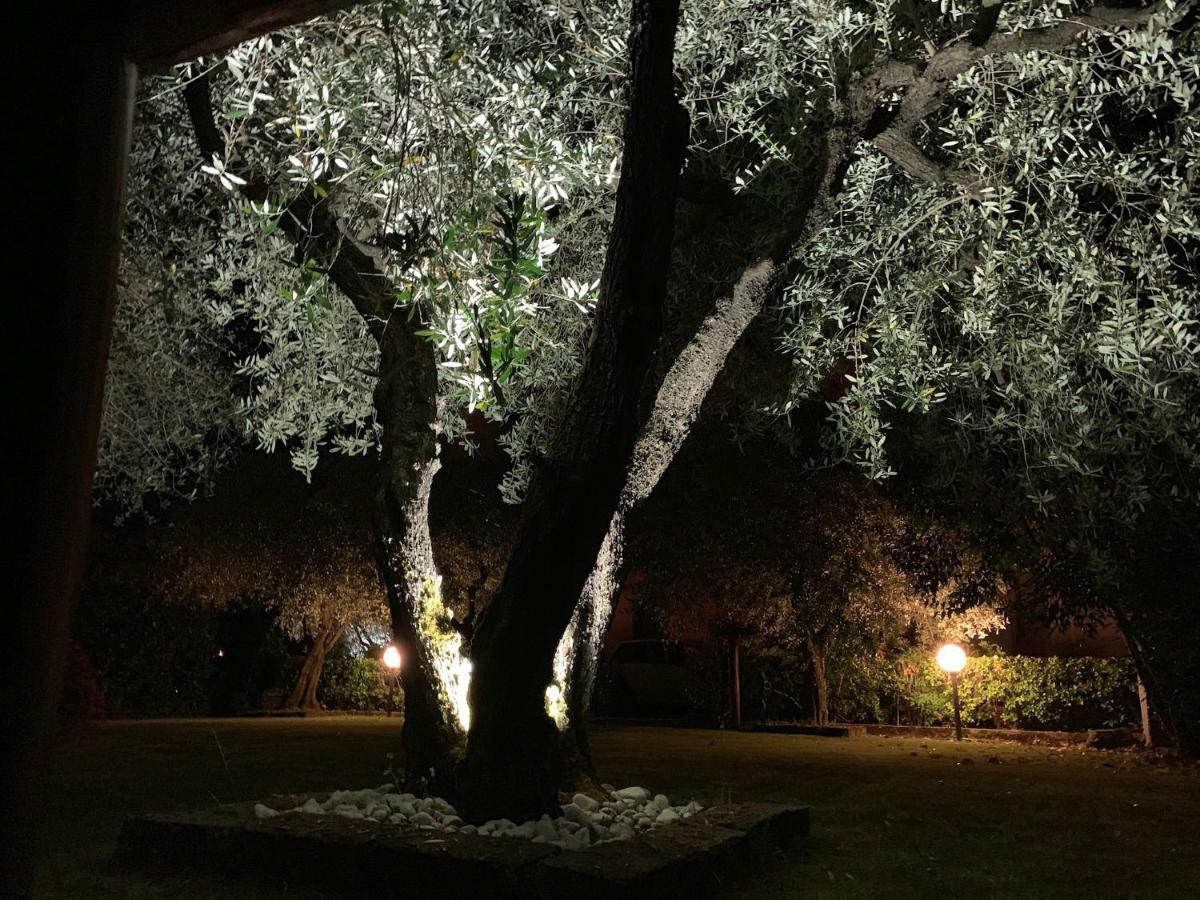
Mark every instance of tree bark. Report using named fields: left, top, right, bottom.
left=459, top=0, right=689, bottom=823
left=556, top=260, right=776, bottom=779
left=808, top=638, right=830, bottom=727
left=371, top=319, right=468, bottom=794
left=556, top=49, right=876, bottom=781
left=731, top=635, right=743, bottom=730
left=184, top=74, right=465, bottom=788
left=285, top=623, right=343, bottom=710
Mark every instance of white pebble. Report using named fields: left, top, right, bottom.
left=533, top=815, right=559, bottom=841
left=572, top=793, right=600, bottom=813
left=614, top=786, right=651, bottom=802
left=561, top=803, right=591, bottom=826
left=283, top=786, right=700, bottom=847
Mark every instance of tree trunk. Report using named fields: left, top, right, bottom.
left=555, top=261, right=775, bottom=779
left=807, top=638, right=830, bottom=726
left=730, top=635, right=743, bottom=730
left=372, top=322, right=468, bottom=795
left=556, top=77, right=863, bottom=781
left=459, top=0, right=689, bottom=823
left=1116, top=610, right=1199, bottom=758
left=184, top=75, right=467, bottom=788
left=1109, top=505, right=1200, bottom=758
left=286, top=624, right=343, bottom=710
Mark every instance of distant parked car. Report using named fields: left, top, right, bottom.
left=604, top=640, right=701, bottom=718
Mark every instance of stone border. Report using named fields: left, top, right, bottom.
left=742, top=722, right=1140, bottom=748
left=857, top=724, right=1140, bottom=748
left=115, top=797, right=808, bottom=898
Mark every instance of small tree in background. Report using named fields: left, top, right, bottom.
left=634, top=448, right=1006, bottom=725
left=155, top=459, right=388, bottom=711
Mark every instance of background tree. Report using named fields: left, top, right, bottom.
left=634, top=442, right=1006, bottom=725
left=154, top=457, right=388, bottom=711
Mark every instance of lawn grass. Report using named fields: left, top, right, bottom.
left=35, top=717, right=1200, bottom=898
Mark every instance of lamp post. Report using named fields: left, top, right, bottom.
left=936, top=643, right=967, bottom=741
left=383, top=645, right=401, bottom=717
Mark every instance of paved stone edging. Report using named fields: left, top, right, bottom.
left=741, top=722, right=1139, bottom=748
left=115, top=797, right=809, bottom=898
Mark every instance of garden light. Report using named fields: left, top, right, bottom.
left=383, top=645, right=401, bottom=717
left=936, top=643, right=967, bottom=741
left=936, top=643, right=966, bottom=674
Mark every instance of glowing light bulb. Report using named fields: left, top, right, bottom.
left=936, top=643, right=967, bottom=674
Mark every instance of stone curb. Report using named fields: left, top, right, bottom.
left=115, top=797, right=809, bottom=898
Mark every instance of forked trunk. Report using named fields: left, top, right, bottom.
left=458, top=0, right=690, bottom=823
left=286, top=624, right=343, bottom=710
left=556, top=88, right=861, bottom=781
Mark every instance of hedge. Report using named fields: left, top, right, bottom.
left=882, top=649, right=1139, bottom=730
left=676, top=644, right=1139, bottom=731
left=316, top=657, right=398, bottom=712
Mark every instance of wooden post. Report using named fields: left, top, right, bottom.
left=9, top=16, right=136, bottom=896
left=731, top=635, right=742, bottom=730
left=950, top=672, right=963, bottom=742
left=1137, top=676, right=1153, bottom=748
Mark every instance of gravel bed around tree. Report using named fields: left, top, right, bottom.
left=255, top=784, right=702, bottom=851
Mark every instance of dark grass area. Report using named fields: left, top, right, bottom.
left=35, top=718, right=1200, bottom=898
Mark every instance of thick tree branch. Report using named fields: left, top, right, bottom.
left=867, top=2, right=1167, bottom=190
left=561, top=110, right=871, bottom=778
left=872, top=129, right=988, bottom=198
left=126, top=0, right=361, bottom=73
left=183, top=72, right=395, bottom=331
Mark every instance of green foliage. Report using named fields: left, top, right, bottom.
left=75, top=588, right=220, bottom=717
left=316, top=658, right=398, bottom=712
left=773, top=6, right=1199, bottom=532
left=734, top=641, right=1138, bottom=731
left=854, top=649, right=1139, bottom=730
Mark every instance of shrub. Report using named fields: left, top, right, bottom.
left=75, top=586, right=221, bottom=717
left=733, top=646, right=1139, bottom=731
left=873, top=650, right=1138, bottom=730
left=317, top=657, right=397, bottom=712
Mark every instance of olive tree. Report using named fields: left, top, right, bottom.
left=101, top=0, right=1197, bottom=815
